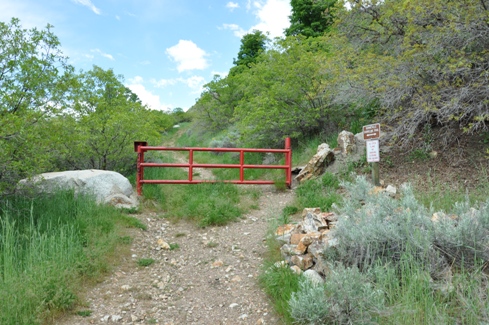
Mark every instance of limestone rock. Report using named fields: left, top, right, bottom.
left=302, top=208, right=329, bottom=232
left=291, top=254, right=314, bottom=270
left=295, top=143, right=335, bottom=182
left=303, top=269, right=324, bottom=285
left=337, top=130, right=357, bottom=155
left=18, top=169, right=138, bottom=209
left=385, top=185, right=397, bottom=197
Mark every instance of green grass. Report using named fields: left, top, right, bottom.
left=0, top=190, right=141, bottom=324
left=137, top=258, right=155, bottom=267
left=415, top=167, right=489, bottom=212
left=295, top=173, right=342, bottom=212
left=259, top=262, right=300, bottom=324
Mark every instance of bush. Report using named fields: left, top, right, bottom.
left=289, top=264, right=384, bottom=325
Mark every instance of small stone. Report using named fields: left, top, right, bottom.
left=303, top=269, right=324, bottom=285
left=239, top=314, right=248, bottom=320
left=290, top=233, right=307, bottom=245
left=131, top=314, right=139, bottom=322
left=290, top=265, right=302, bottom=275
left=157, top=238, right=171, bottom=250
left=369, top=186, right=384, bottom=195
left=229, top=303, right=239, bottom=308
left=291, top=254, right=314, bottom=270
left=121, top=285, right=131, bottom=291
left=275, top=224, right=296, bottom=236
left=212, top=260, right=224, bottom=268
left=111, top=315, right=123, bottom=322
left=385, top=185, right=397, bottom=197
left=231, top=275, right=242, bottom=282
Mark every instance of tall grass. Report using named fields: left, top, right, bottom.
left=0, top=190, right=140, bottom=324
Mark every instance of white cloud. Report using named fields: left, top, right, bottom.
left=72, top=0, right=101, bottom=15
left=250, top=0, right=291, bottom=38
left=166, top=40, right=208, bottom=73
left=222, top=23, right=247, bottom=38
left=223, top=0, right=291, bottom=39
left=152, top=78, right=178, bottom=88
left=90, top=49, right=114, bottom=60
left=152, top=76, right=205, bottom=94
left=127, top=77, right=171, bottom=111
left=226, top=2, right=240, bottom=11
left=182, top=76, right=206, bottom=93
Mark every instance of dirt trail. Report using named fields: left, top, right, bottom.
left=58, top=184, right=294, bottom=325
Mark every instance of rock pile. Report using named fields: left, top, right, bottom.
left=275, top=208, right=339, bottom=280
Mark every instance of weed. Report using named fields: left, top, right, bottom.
left=118, top=236, right=133, bottom=244
left=137, top=258, right=155, bottom=267
left=174, top=232, right=186, bottom=238
left=273, top=180, right=287, bottom=191
left=282, top=205, right=299, bottom=216
left=409, top=148, right=431, bottom=161
left=206, top=241, right=219, bottom=248
left=119, top=215, right=147, bottom=230
left=169, top=243, right=180, bottom=250
left=76, top=310, right=92, bottom=317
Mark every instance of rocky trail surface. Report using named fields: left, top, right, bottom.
left=58, top=184, right=295, bottom=325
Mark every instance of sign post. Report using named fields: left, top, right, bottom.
left=363, top=124, right=380, bottom=186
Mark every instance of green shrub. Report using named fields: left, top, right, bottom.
left=288, top=277, right=330, bottom=324
left=289, top=265, right=384, bottom=325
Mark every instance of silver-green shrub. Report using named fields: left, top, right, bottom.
left=432, top=200, right=489, bottom=271
left=332, top=176, right=441, bottom=272
left=289, top=264, right=384, bottom=324
left=289, top=277, right=330, bottom=325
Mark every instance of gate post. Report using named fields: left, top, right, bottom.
left=285, top=137, right=292, bottom=188
left=134, top=141, right=147, bottom=196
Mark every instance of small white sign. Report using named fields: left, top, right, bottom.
left=366, top=139, right=380, bottom=162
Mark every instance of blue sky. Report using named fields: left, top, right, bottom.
left=0, top=0, right=292, bottom=111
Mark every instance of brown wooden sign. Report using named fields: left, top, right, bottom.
left=363, top=123, right=380, bottom=140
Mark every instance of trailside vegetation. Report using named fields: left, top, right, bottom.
left=190, top=0, right=489, bottom=152
left=0, top=18, right=174, bottom=194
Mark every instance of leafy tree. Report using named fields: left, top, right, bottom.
left=232, top=30, right=269, bottom=70
left=233, top=36, right=341, bottom=147
left=57, top=66, right=163, bottom=173
left=285, top=0, right=338, bottom=37
left=0, top=18, right=75, bottom=193
left=171, top=107, right=191, bottom=123
left=337, top=0, right=489, bottom=147
left=192, top=74, right=242, bottom=131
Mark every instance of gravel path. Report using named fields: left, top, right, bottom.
left=57, top=185, right=295, bottom=325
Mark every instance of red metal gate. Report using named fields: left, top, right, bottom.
left=134, top=138, right=292, bottom=195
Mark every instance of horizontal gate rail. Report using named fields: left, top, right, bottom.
left=134, top=138, right=292, bottom=195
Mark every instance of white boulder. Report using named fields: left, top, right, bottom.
left=18, top=169, right=138, bottom=209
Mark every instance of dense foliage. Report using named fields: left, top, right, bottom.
left=191, top=0, right=489, bottom=150
left=0, top=18, right=175, bottom=193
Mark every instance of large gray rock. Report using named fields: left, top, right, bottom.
left=18, top=170, right=138, bottom=209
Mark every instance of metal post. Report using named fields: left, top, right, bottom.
left=239, top=150, right=244, bottom=182
left=189, top=149, right=194, bottom=182
left=285, top=137, right=292, bottom=188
